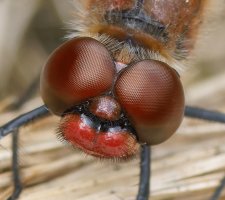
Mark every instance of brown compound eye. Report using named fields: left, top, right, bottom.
left=40, top=37, right=116, bottom=115
left=114, top=60, right=185, bottom=145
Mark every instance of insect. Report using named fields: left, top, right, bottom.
left=1, top=0, right=225, bottom=199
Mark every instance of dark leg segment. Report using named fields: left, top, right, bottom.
left=1, top=105, right=225, bottom=199
left=137, top=145, right=151, bottom=200
left=185, top=106, right=225, bottom=200
left=185, top=106, right=225, bottom=123
left=0, top=105, right=50, bottom=139
left=0, top=105, right=50, bottom=199
left=210, top=176, right=225, bottom=200
left=7, top=130, right=22, bottom=200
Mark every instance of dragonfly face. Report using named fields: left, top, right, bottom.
left=40, top=0, right=208, bottom=159
left=1, top=1, right=225, bottom=200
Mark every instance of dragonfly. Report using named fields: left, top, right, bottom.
left=1, top=0, right=225, bottom=199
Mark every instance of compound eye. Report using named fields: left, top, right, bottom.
left=115, top=60, right=185, bottom=145
left=40, top=37, right=116, bottom=115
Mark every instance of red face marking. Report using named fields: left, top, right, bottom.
left=59, top=114, right=139, bottom=158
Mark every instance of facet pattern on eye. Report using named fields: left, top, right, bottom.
left=40, top=37, right=116, bottom=115
left=114, top=60, right=184, bottom=144
left=2, top=1, right=225, bottom=200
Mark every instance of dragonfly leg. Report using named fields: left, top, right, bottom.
left=185, top=106, right=225, bottom=123
left=7, top=129, right=22, bottom=200
left=0, top=105, right=50, bottom=139
left=0, top=106, right=49, bottom=199
left=210, top=176, right=225, bottom=200
left=185, top=106, right=225, bottom=200
left=137, top=145, right=151, bottom=200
